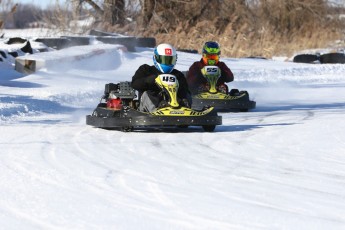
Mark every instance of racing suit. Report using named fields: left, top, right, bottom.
left=131, top=64, right=192, bottom=112
left=186, top=59, right=234, bottom=94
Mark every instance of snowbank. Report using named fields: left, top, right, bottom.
left=14, top=44, right=126, bottom=74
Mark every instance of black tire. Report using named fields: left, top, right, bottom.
left=293, top=54, right=319, bottom=63
left=6, top=37, right=27, bottom=44
left=121, top=126, right=133, bottom=132
left=229, top=89, right=240, bottom=96
left=319, top=53, right=345, bottom=64
left=0, top=50, right=6, bottom=59
left=202, top=125, right=216, bottom=132
left=8, top=51, right=18, bottom=57
left=20, top=41, right=33, bottom=54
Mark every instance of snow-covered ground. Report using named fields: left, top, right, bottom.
left=1, top=32, right=345, bottom=230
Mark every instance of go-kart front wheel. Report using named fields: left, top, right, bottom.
left=202, top=125, right=216, bottom=132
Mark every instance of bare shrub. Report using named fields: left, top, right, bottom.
left=40, top=1, right=97, bottom=36
left=0, top=0, right=16, bottom=30
left=13, top=4, right=43, bottom=28
left=10, top=0, right=343, bottom=58
left=139, top=0, right=344, bottom=58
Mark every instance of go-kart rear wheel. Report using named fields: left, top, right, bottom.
left=121, top=126, right=133, bottom=132
left=202, top=125, right=216, bottom=132
left=229, top=89, right=240, bottom=96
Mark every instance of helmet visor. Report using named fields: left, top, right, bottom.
left=203, top=54, right=219, bottom=62
left=155, top=55, right=176, bottom=65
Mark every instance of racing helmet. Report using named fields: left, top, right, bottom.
left=202, top=41, right=221, bottom=65
left=153, top=43, right=177, bottom=73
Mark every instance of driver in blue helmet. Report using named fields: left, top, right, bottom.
left=131, top=43, right=192, bottom=112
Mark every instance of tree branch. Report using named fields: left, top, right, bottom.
left=83, top=0, right=104, bottom=15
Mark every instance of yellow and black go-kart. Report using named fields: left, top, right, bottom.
left=189, top=66, right=256, bottom=112
left=86, top=75, right=222, bottom=132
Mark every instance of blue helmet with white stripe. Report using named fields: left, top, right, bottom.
left=153, top=43, right=177, bottom=73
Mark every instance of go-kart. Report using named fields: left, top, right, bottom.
left=86, top=74, right=222, bottom=132
left=189, top=66, right=256, bottom=112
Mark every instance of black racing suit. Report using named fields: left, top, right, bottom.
left=131, top=64, right=192, bottom=109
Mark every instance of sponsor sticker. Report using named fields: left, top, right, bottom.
left=165, top=48, right=172, bottom=55
left=169, top=110, right=185, bottom=115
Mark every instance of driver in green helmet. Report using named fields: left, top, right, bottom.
left=186, top=41, right=234, bottom=94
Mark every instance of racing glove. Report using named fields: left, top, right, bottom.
left=197, top=83, right=210, bottom=93
left=217, top=84, right=228, bottom=94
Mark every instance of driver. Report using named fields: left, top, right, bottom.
left=186, top=41, right=234, bottom=94
left=131, top=43, right=192, bottom=112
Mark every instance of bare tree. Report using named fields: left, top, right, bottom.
left=139, top=0, right=155, bottom=29
left=82, top=0, right=125, bottom=26
left=13, top=4, right=43, bottom=28
left=0, top=0, right=17, bottom=29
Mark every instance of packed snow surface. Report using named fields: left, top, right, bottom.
left=1, top=38, right=345, bottom=229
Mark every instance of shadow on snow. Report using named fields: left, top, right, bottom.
left=254, top=102, right=345, bottom=113
left=0, top=94, right=77, bottom=123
